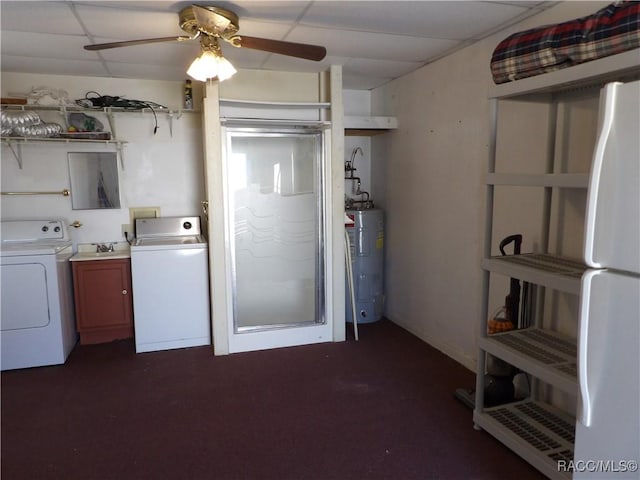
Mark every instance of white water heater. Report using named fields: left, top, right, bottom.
left=345, top=208, right=384, bottom=324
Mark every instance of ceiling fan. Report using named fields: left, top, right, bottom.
left=84, top=4, right=327, bottom=81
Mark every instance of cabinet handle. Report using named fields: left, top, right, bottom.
left=122, top=289, right=128, bottom=295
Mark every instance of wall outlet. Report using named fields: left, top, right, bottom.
left=129, top=207, right=160, bottom=227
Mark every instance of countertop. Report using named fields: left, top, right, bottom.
left=70, top=242, right=130, bottom=261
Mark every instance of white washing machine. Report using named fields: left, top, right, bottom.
left=0, top=219, right=78, bottom=370
left=130, top=216, right=211, bottom=353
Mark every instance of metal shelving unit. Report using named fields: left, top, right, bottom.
left=474, top=50, right=640, bottom=479
left=479, top=327, right=577, bottom=395
left=1, top=103, right=194, bottom=169
left=482, top=254, right=585, bottom=295
left=475, top=400, right=575, bottom=479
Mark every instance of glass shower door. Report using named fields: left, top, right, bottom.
left=225, top=128, right=329, bottom=352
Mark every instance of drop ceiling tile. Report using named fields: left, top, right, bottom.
left=0, top=56, right=110, bottom=78
left=301, top=1, right=531, bottom=40
left=1, top=31, right=97, bottom=61
left=221, top=47, right=272, bottom=70
left=494, top=1, right=549, bottom=7
left=0, top=1, right=83, bottom=35
left=287, top=25, right=459, bottom=63
left=75, top=1, right=179, bottom=11
left=261, top=54, right=345, bottom=74
left=343, top=58, right=422, bottom=79
left=225, top=1, right=314, bottom=23
left=234, top=19, right=298, bottom=40
left=97, top=41, right=200, bottom=67
left=342, top=72, right=391, bottom=91
left=75, top=4, right=183, bottom=39
left=104, top=62, right=186, bottom=81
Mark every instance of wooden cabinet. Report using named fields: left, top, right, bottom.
left=72, top=258, right=134, bottom=345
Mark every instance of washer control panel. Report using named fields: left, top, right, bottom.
left=135, top=216, right=202, bottom=239
left=1, top=220, right=68, bottom=242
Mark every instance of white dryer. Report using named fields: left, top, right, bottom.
left=0, top=220, right=78, bottom=370
left=130, top=216, right=211, bottom=353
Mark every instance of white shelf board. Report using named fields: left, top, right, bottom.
left=219, top=98, right=330, bottom=109
left=1, top=136, right=124, bottom=145
left=474, top=400, right=575, bottom=480
left=486, top=173, right=589, bottom=188
left=344, top=115, right=398, bottom=130
left=1, top=103, right=178, bottom=115
left=219, top=99, right=330, bottom=122
left=1, top=136, right=127, bottom=170
left=479, top=327, right=577, bottom=395
left=482, top=254, right=585, bottom=295
left=489, top=49, right=640, bottom=99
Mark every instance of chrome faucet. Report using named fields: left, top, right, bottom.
left=346, top=147, right=363, bottom=178
left=96, top=243, right=114, bottom=253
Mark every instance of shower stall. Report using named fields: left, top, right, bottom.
left=221, top=125, right=333, bottom=352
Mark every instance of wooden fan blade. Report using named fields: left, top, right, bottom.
left=84, top=36, right=192, bottom=51
left=236, top=36, right=326, bottom=61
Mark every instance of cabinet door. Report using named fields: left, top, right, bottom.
left=73, top=259, right=132, bottom=330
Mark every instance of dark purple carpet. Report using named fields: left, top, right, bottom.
left=1, top=319, right=544, bottom=479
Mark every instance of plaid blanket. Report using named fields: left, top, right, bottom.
left=491, top=1, right=640, bottom=84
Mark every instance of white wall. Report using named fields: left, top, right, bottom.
left=1, top=73, right=205, bottom=249
left=370, top=1, right=609, bottom=370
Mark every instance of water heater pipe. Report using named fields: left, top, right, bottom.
left=344, top=216, right=358, bottom=341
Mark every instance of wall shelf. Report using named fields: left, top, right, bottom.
left=219, top=98, right=331, bottom=122
left=345, top=115, right=398, bottom=136
left=0, top=103, right=190, bottom=116
left=1, top=103, right=193, bottom=139
left=1, top=136, right=127, bottom=170
left=0, top=102, right=194, bottom=169
left=219, top=98, right=331, bottom=109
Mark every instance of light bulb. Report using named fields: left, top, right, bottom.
left=187, top=50, right=236, bottom=82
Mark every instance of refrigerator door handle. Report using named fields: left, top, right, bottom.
left=578, top=270, right=597, bottom=427
left=584, top=82, right=619, bottom=268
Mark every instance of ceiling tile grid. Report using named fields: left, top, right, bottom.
left=0, top=1, right=553, bottom=90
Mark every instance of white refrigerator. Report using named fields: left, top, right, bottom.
left=574, top=80, right=640, bottom=478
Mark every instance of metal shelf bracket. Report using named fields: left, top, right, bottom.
left=116, top=141, right=126, bottom=170
left=3, top=139, right=23, bottom=169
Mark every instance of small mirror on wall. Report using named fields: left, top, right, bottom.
left=68, top=152, right=121, bottom=210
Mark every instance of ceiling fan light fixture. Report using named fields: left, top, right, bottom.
left=187, top=37, right=237, bottom=82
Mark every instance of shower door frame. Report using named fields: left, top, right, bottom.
left=221, top=124, right=333, bottom=353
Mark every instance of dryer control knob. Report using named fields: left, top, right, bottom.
left=41, top=226, right=49, bottom=232
left=183, top=221, right=192, bottom=230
